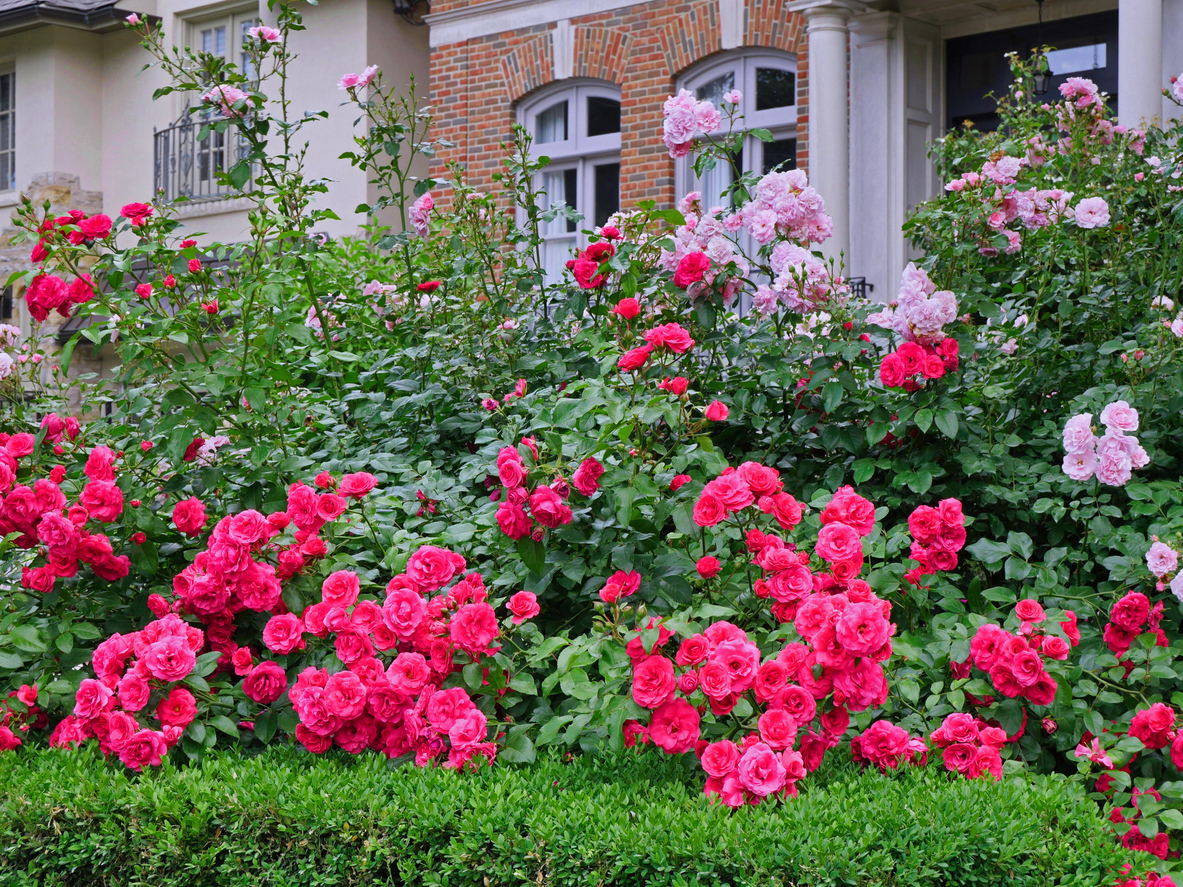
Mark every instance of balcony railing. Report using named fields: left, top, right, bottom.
left=153, top=111, right=253, bottom=203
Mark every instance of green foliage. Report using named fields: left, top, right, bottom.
left=0, top=745, right=1140, bottom=886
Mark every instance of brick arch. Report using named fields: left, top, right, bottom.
left=501, top=32, right=554, bottom=102
left=746, top=2, right=808, bottom=54
left=572, top=25, right=631, bottom=83
left=657, top=1, right=722, bottom=77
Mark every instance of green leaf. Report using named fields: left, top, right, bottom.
left=516, top=537, right=546, bottom=576
left=9, top=626, right=46, bottom=653
left=0, top=651, right=23, bottom=669
left=934, top=409, right=959, bottom=439
left=209, top=716, right=240, bottom=739
left=500, top=726, right=536, bottom=764
left=914, top=409, right=933, bottom=433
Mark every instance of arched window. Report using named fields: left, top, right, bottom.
left=676, top=52, right=798, bottom=204
left=518, top=81, right=622, bottom=277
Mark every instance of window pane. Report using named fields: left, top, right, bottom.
left=0, top=155, right=8, bottom=193
left=762, top=138, right=796, bottom=174
left=593, top=162, right=620, bottom=227
left=543, top=237, right=576, bottom=279
left=541, top=169, right=579, bottom=235
left=959, top=51, right=995, bottom=91
left=755, top=68, right=795, bottom=110
left=1046, top=43, right=1106, bottom=75
left=535, top=102, right=568, bottom=143
left=698, top=151, right=735, bottom=206
left=0, top=74, right=11, bottom=112
left=240, top=20, right=256, bottom=78
left=587, top=96, right=621, bottom=136
left=201, top=28, right=213, bottom=53
left=0, top=116, right=8, bottom=151
left=695, top=72, right=734, bottom=105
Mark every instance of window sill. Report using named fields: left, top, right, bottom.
left=171, top=195, right=254, bottom=219
left=0, top=190, right=20, bottom=209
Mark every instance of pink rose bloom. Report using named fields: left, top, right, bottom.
left=1147, top=541, right=1179, bottom=578
left=248, top=25, right=281, bottom=43
left=1131, top=703, right=1176, bottom=750
left=406, top=545, right=466, bottom=592
left=1073, top=196, right=1110, bottom=228
left=358, top=64, right=379, bottom=87
left=835, top=602, right=891, bottom=656
left=696, top=556, right=721, bottom=579
left=704, top=400, right=729, bottom=422
left=338, top=472, right=378, bottom=498
left=617, top=344, right=653, bottom=372
left=1062, top=450, right=1098, bottom=482
left=758, top=709, right=798, bottom=750
left=338, top=72, right=362, bottom=90
left=643, top=322, right=696, bottom=354
left=1061, top=413, right=1096, bottom=455
left=1100, top=399, right=1139, bottom=433
left=1014, top=599, right=1045, bottom=623
left=648, top=698, right=700, bottom=753
left=815, top=521, right=862, bottom=565
left=383, top=587, right=427, bottom=638
left=144, top=636, right=197, bottom=682
left=409, top=193, right=434, bottom=237
left=600, top=569, right=641, bottom=603
left=1096, top=450, right=1133, bottom=486
left=701, top=739, right=740, bottom=777
left=244, top=661, right=289, bottom=705
left=632, top=655, right=675, bottom=708
left=737, top=741, right=786, bottom=796
left=496, top=501, right=532, bottom=539
left=694, top=100, right=721, bottom=133
left=450, top=602, right=500, bottom=656
left=80, top=480, right=124, bottom=522
left=528, top=486, right=572, bottom=528
left=74, top=678, right=113, bottom=718
left=613, top=297, right=641, bottom=319
left=119, top=729, right=168, bottom=771
left=572, top=457, right=604, bottom=496
left=674, top=252, right=710, bottom=288
left=156, top=687, right=198, bottom=728
left=506, top=590, right=539, bottom=624
left=449, top=708, right=488, bottom=748
left=321, top=570, right=361, bottom=607
left=263, top=613, right=305, bottom=655
left=172, top=497, right=207, bottom=536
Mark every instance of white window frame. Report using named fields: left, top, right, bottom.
left=517, top=81, right=622, bottom=277
left=187, top=6, right=260, bottom=81
left=676, top=51, right=799, bottom=204
left=0, top=68, right=14, bottom=193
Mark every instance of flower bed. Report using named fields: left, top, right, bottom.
left=1, top=14, right=1183, bottom=880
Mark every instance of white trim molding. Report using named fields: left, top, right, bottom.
left=425, top=0, right=648, bottom=47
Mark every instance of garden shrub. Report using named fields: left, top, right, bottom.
left=0, top=745, right=1143, bottom=887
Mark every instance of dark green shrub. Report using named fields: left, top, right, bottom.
left=0, top=745, right=1140, bottom=886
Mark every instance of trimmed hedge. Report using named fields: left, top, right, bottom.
left=0, top=745, right=1140, bottom=886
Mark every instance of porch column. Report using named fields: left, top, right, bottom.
left=789, top=0, right=868, bottom=261
left=1118, top=0, right=1163, bottom=126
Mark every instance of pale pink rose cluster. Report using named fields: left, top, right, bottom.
left=1172, top=74, right=1183, bottom=104
left=201, top=84, right=253, bottom=118
left=661, top=89, right=722, bottom=158
left=739, top=168, right=832, bottom=246
left=765, top=242, right=847, bottom=315
left=338, top=65, right=379, bottom=91
left=659, top=193, right=748, bottom=305
left=945, top=163, right=1074, bottom=256
left=247, top=25, right=281, bottom=44
left=409, top=192, right=434, bottom=237
left=866, top=263, right=957, bottom=344
left=1061, top=400, right=1149, bottom=486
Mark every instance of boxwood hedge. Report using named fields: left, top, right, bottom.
left=0, top=745, right=1143, bottom=886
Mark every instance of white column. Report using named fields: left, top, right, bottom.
left=848, top=12, right=898, bottom=295
left=789, top=0, right=867, bottom=262
left=1118, top=0, right=1163, bottom=127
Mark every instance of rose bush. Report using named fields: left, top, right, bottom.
left=2, top=13, right=1183, bottom=877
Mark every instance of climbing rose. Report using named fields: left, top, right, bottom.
left=506, top=591, right=539, bottom=624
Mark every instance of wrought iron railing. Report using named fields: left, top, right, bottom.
left=153, top=111, right=253, bottom=203
left=848, top=276, right=875, bottom=300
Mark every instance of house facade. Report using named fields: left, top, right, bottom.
left=0, top=0, right=429, bottom=355
left=425, top=0, right=1183, bottom=297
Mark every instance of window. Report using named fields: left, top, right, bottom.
left=190, top=9, right=259, bottom=80
left=0, top=71, right=14, bottom=192
left=518, top=82, right=622, bottom=278
left=676, top=52, right=798, bottom=204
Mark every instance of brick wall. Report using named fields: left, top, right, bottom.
left=429, top=0, right=808, bottom=213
